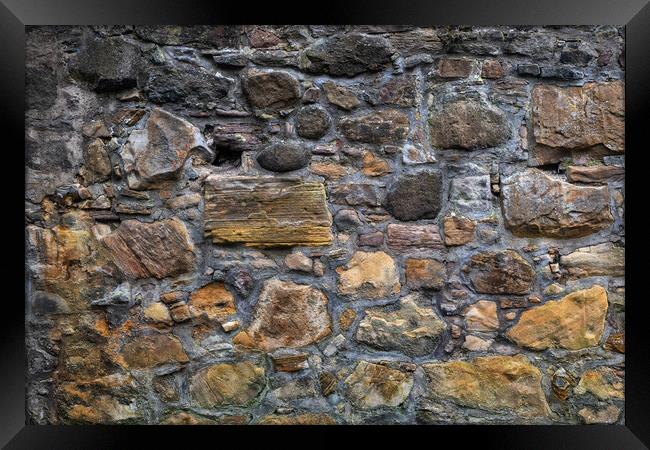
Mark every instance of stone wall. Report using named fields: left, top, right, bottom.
left=25, top=25, right=625, bottom=425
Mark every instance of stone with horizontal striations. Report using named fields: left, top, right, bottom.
left=356, top=293, right=446, bottom=356
left=302, top=34, right=393, bottom=76
left=233, top=278, right=331, bottom=351
left=560, top=243, right=625, bottom=279
left=422, top=355, right=550, bottom=417
left=210, top=122, right=268, bottom=152
left=501, top=169, right=613, bottom=238
left=242, top=69, right=300, bottom=111
left=119, top=108, right=209, bottom=190
left=272, top=353, right=309, bottom=372
left=204, top=176, right=332, bottom=248
left=190, top=361, right=265, bottom=407
left=337, top=251, right=400, bottom=300
left=121, top=334, right=189, bottom=368
left=339, top=110, right=409, bottom=144
left=387, top=224, right=444, bottom=250
left=344, top=361, right=414, bottom=409
left=506, top=285, right=608, bottom=350
left=429, top=97, right=510, bottom=150
left=385, top=171, right=442, bottom=220
left=467, top=249, right=534, bottom=295
left=566, top=165, right=625, bottom=184
left=443, top=215, right=476, bottom=246
left=531, top=81, right=624, bottom=165
left=258, top=413, right=336, bottom=425
left=99, top=217, right=196, bottom=279
left=405, top=259, right=445, bottom=290
left=189, top=282, right=236, bottom=322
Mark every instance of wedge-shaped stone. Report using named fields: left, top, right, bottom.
left=204, top=176, right=333, bottom=248
left=501, top=169, right=613, bottom=238
left=233, top=278, right=331, bottom=351
left=531, top=81, right=624, bottom=165
left=356, top=294, right=446, bottom=356
left=344, top=361, right=413, bottom=409
left=422, top=355, right=550, bottom=417
left=506, top=285, right=608, bottom=350
left=190, top=361, right=265, bottom=408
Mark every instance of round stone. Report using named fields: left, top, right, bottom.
left=257, top=143, right=311, bottom=172
left=295, top=105, right=331, bottom=139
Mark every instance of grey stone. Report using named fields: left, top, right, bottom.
left=385, top=171, right=443, bottom=221
left=257, top=143, right=311, bottom=172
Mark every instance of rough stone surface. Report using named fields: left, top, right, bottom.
left=356, top=294, right=446, bottom=356
left=242, top=69, right=301, bottom=111
left=464, top=301, right=499, bottom=332
left=257, top=143, right=311, bottom=172
left=344, top=361, right=414, bottom=409
left=384, top=171, right=442, bottom=221
left=466, top=250, right=535, bottom=295
left=387, top=224, right=444, bottom=250
left=322, top=81, right=360, bottom=110
left=303, top=34, right=394, bottom=76
left=295, top=105, right=331, bottom=139
left=507, top=286, right=608, bottom=350
left=501, top=169, right=614, bottom=238
left=560, top=243, right=625, bottom=279
left=405, top=259, right=445, bottom=290
left=337, top=251, right=400, bottom=300
left=190, top=362, right=265, bottom=407
left=443, top=215, right=476, bottom=246
left=339, top=110, right=409, bottom=144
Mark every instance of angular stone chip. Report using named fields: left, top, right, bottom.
left=204, top=176, right=333, bottom=248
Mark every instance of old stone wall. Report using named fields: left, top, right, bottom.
left=25, top=25, right=625, bottom=425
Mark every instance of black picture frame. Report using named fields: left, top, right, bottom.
left=2, top=0, right=648, bottom=448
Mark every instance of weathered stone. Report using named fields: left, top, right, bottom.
left=99, top=218, right=196, bottom=279
left=79, top=139, right=111, bottom=185
left=517, top=63, right=541, bottom=76
left=387, top=224, right=444, bottom=250
left=339, top=110, right=409, bottom=144
left=330, top=183, right=381, bottom=206
left=539, top=67, right=584, bottom=80
left=507, top=285, right=608, bottom=350
left=578, top=405, right=621, bottom=424
left=467, top=250, right=534, bottom=295
left=443, top=215, right=476, bottom=246
left=402, top=145, right=436, bottom=165
left=310, top=162, right=350, bottom=179
left=259, top=413, right=336, bottom=425
left=462, top=335, right=492, bottom=352
left=233, top=279, right=331, bottom=351
left=302, top=34, right=393, bottom=76
left=560, top=243, right=625, bottom=279
left=356, top=294, right=446, bottom=356
left=358, top=231, right=384, bottom=247
left=189, top=282, right=236, bottom=322
left=372, top=76, right=416, bottom=107
left=121, top=334, right=189, bottom=368
left=204, top=176, right=332, bottom=247
left=566, top=165, right=625, bottom=184
left=295, top=105, right=331, bottom=139
left=144, top=302, right=173, bottom=325
left=119, top=108, right=209, bottom=189
left=190, top=362, right=265, bottom=407
left=481, top=59, right=505, bottom=79
left=574, top=367, right=624, bottom=400
left=161, top=412, right=217, bottom=425
left=501, top=169, right=614, bottom=238
left=339, top=308, right=358, bottom=331
left=336, top=251, right=400, bottom=300
left=322, top=81, right=360, bottom=110
left=225, top=268, right=255, bottom=298
left=344, top=361, right=413, bottom=409
left=257, top=143, right=311, bottom=172
left=361, top=151, right=391, bottom=177
left=405, top=259, right=445, bottom=290
left=272, top=353, right=309, bottom=372
left=464, top=300, right=499, bottom=332
left=604, top=332, right=625, bottom=353
left=210, top=122, right=268, bottom=153
left=429, top=97, right=510, bottom=150
left=242, top=69, right=300, bottom=111
left=134, top=25, right=242, bottom=47
left=530, top=81, right=624, bottom=165
left=422, top=355, right=550, bottom=417
left=435, top=58, right=476, bottom=78
left=285, top=252, right=313, bottom=272
left=449, top=175, right=492, bottom=214
left=384, top=171, right=442, bottom=221
left=388, top=29, right=443, bottom=56
left=334, top=209, right=362, bottom=231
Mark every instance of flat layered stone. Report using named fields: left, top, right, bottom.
left=190, top=361, right=265, bottom=407
left=506, top=285, right=608, bottom=350
left=467, top=250, right=534, bottom=295
left=204, top=176, right=332, bottom=248
left=302, top=34, right=393, bottom=76
left=356, top=294, right=446, bottom=356
left=422, top=355, right=550, bottom=417
left=501, top=169, right=613, bottom=238
left=99, top=218, right=196, bottom=279
left=339, top=110, right=409, bottom=144
left=258, top=413, right=336, bottom=425
left=531, top=81, right=624, bottom=165
left=344, top=361, right=413, bottom=409
left=429, top=97, right=510, bottom=150
left=120, top=108, right=209, bottom=190
left=443, top=215, right=476, bottom=246
left=560, top=243, right=625, bottom=279
left=387, top=224, right=444, bottom=250
left=566, top=165, right=625, bottom=184
left=233, top=278, right=331, bottom=351
left=336, top=251, right=400, bottom=300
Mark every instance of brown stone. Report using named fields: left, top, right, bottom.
left=422, top=355, right=550, bottom=417
left=464, top=300, right=499, bottom=332
left=322, top=81, right=360, bottom=110
left=189, top=282, right=236, bottom=322
left=121, top=334, right=189, bottom=368
left=566, top=165, right=625, bottom=184
left=319, top=372, right=338, bottom=396
left=338, top=308, right=357, bottom=331
left=339, top=110, right=409, bottom=144
left=405, top=259, right=445, bottom=290
left=99, top=217, right=196, bottom=279
left=578, top=405, right=621, bottom=424
left=443, top=215, right=476, bottom=246
left=144, top=302, right=172, bottom=326
left=79, top=139, right=112, bottom=185
left=242, top=69, right=300, bottom=111
left=336, top=251, right=400, bottom=300
left=436, top=58, right=476, bottom=78
left=604, top=332, right=625, bottom=353
left=481, top=59, right=505, bottom=79
left=506, top=285, right=608, bottom=350
left=233, top=278, right=331, bottom=351
left=258, top=413, right=336, bottom=425
left=210, top=122, right=268, bottom=153
left=574, top=367, right=624, bottom=400
left=284, top=252, right=313, bottom=272
left=559, top=243, right=624, bottom=279
left=344, top=361, right=413, bottom=409
left=272, top=353, right=309, bottom=372
left=361, top=151, right=391, bottom=177
left=190, top=361, right=265, bottom=407
left=358, top=231, right=384, bottom=247
left=467, top=250, right=534, bottom=295
left=310, top=162, right=350, bottom=179
left=387, top=224, right=444, bottom=250
left=204, top=176, right=332, bottom=248
left=161, top=412, right=217, bottom=425
left=531, top=81, right=624, bottom=165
